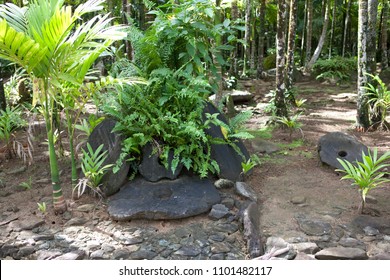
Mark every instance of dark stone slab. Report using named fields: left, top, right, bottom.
left=318, top=132, right=369, bottom=170
left=203, top=102, right=250, bottom=181
left=87, top=119, right=130, bottom=197
left=242, top=202, right=263, bottom=258
left=297, top=217, right=332, bottom=236
left=107, top=176, right=221, bottom=220
left=138, top=142, right=182, bottom=182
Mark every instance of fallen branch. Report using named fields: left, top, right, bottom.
left=252, top=246, right=290, bottom=260
left=0, top=216, right=19, bottom=226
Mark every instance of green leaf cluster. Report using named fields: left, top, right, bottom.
left=313, top=57, right=357, bottom=82
left=337, top=149, right=390, bottom=211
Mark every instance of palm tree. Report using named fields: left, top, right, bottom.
left=0, top=0, right=126, bottom=213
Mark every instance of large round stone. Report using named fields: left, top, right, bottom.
left=87, top=119, right=130, bottom=197
left=107, top=176, right=221, bottom=220
left=318, top=132, right=369, bottom=170
left=203, top=102, right=251, bottom=181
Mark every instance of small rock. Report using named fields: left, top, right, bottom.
left=214, top=223, right=239, bottom=234
left=76, top=204, right=96, bottom=213
left=364, top=226, right=380, bottom=236
left=297, top=218, right=332, bottom=236
left=214, top=179, right=235, bottom=189
left=294, top=252, right=316, bottom=260
left=210, top=253, right=225, bottom=260
left=265, top=237, right=296, bottom=260
left=64, top=217, right=88, bottom=227
left=35, top=178, right=50, bottom=184
left=90, top=250, right=105, bottom=259
left=0, top=190, right=11, bottom=197
left=235, top=182, right=258, bottom=202
left=315, top=247, right=368, bottom=260
left=112, top=248, right=130, bottom=260
left=7, top=166, right=27, bottom=175
left=121, top=236, right=144, bottom=245
left=369, top=253, right=390, bottom=260
left=86, top=240, right=101, bottom=250
left=211, top=243, right=231, bottom=254
left=209, top=233, right=226, bottom=242
left=221, top=197, right=235, bottom=209
left=33, top=234, right=54, bottom=241
left=37, top=250, right=62, bottom=260
left=101, top=244, right=115, bottom=253
left=338, top=237, right=366, bottom=249
left=15, top=246, right=35, bottom=258
left=54, top=250, right=85, bottom=260
left=293, top=242, right=319, bottom=254
left=174, top=246, right=201, bottom=257
left=62, top=211, right=72, bottom=220
left=291, top=196, right=306, bottom=205
left=130, top=249, right=157, bottom=260
left=12, top=217, right=45, bottom=231
left=209, top=204, right=230, bottom=220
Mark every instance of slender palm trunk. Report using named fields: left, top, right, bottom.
left=381, top=0, right=389, bottom=69
left=306, top=0, right=331, bottom=70
left=43, top=81, right=66, bottom=213
left=243, top=0, right=252, bottom=76
left=300, top=0, right=308, bottom=65
left=342, top=0, right=352, bottom=56
left=257, top=0, right=266, bottom=78
left=305, top=0, right=313, bottom=67
left=230, top=0, right=239, bottom=77
left=286, top=0, right=298, bottom=95
left=357, top=0, right=370, bottom=130
left=276, top=0, right=288, bottom=117
left=328, top=0, right=337, bottom=58
left=367, top=0, right=379, bottom=74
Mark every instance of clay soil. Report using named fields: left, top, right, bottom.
left=1, top=79, right=390, bottom=252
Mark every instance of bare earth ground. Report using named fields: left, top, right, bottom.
left=1, top=79, right=390, bottom=258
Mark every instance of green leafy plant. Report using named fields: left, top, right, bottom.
left=73, top=143, right=113, bottom=199
left=241, top=154, right=260, bottom=179
left=103, top=0, right=241, bottom=178
left=336, top=149, right=390, bottom=214
left=37, top=202, right=47, bottom=214
left=364, top=74, right=390, bottom=130
left=295, top=98, right=307, bottom=108
left=275, top=113, right=304, bottom=139
left=0, top=0, right=126, bottom=213
left=19, top=176, right=33, bottom=190
left=313, top=57, right=357, bottom=83
left=0, top=106, right=32, bottom=162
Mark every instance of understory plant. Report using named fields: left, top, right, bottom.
left=364, top=74, right=390, bottom=130
left=313, top=57, right=357, bottom=83
left=0, top=106, right=32, bottom=162
left=102, top=0, right=243, bottom=178
left=73, top=143, right=113, bottom=199
left=275, top=113, right=304, bottom=139
left=0, top=0, right=126, bottom=212
left=336, top=149, right=390, bottom=214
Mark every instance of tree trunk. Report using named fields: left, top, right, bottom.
left=357, top=0, right=371, bottom=130
left=250, top=23, right=256, bottom=71
left=342, top=0, right=352, bottom=57
left=257, top=0, right=266, bottom=78
left=328, top=0, right=337, bottom=58
left=243, top=0, right=252, bottom=76
left=381, top=0, right=389, bottom=69
left=230, top=0, right=239, bottom=77
left=123, top=0, right=133, bottom=60
left=300, top=0, right=308, bottom=65
left=305, top=0, right=313, bottom=67
left=367, top=0, right=379, bottom=74
left=276, top=0, right=288, bottom=117
left=306, top=0, right=331, bottom=70
left=286, top=0, right=298, bottom=94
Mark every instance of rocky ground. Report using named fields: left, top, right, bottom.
left=1, top=79, right=390, bottom=260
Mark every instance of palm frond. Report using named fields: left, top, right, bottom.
left=0, top=3, right=28, bottom=33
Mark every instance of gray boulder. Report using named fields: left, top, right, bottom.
left=87, top=119, right=130, bottom=196
left=318, top=132, right=369, bottom=170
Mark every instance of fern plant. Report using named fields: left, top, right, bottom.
left=336, top=149, right=390, bottom=213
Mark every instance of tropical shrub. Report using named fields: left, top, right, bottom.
left=102, top=0, right=243, bottom=178
left=0, top=0, right=126, bottom=212
left=313, top=57, right=357, bottom=83
left=337, top=149, right=390, bottom=213
left=364, top=74, right=390, bottom=130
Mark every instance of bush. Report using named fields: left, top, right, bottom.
left=313, top=56, right=357, bottom=83
left=263, top=54, right=276, bottom=70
